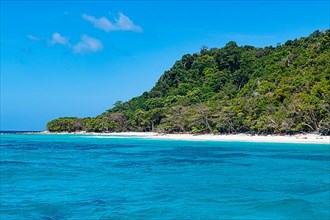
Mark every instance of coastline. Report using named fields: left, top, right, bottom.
left=36, top=131, right=330, bottom=144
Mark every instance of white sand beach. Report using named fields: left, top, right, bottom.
left=44, top=131, right=330, bottom=144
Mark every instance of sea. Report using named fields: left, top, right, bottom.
left=1, top=133, right=329, bottom=219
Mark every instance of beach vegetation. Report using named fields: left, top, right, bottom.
left=47, top=30, right=330, bottom=135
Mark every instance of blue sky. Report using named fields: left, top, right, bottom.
left=1, top=1, right=329, bottom=131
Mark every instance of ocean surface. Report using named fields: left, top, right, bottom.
left=1, top=134, right=329, bottom=219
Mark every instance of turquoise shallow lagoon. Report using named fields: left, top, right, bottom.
left=1, top=134, right=329, bottom=219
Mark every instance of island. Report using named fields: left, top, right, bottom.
left=46, top=30, right=330, bottom=136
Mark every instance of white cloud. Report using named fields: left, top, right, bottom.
left=27, top=32, right=102, bottom=55
left=82, top=12, right=142, bottom=32
left=82, top=14, right=115, bottom=32
left=27, top=34, right=41, bottom=41
left=50, top=33, right=69, bottom=45
left=116, top=13, right=143, bottom=32
left=73, top=34, right=103, bottom=54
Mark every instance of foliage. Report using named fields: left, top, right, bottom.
left=47, top=30, right=330, bottom=135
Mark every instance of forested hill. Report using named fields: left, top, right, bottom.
left=47, top=30, right=330, bottom=135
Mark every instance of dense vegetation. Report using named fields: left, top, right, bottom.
left=47, top=30, right=330, bottom=135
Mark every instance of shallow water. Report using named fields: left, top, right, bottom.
left=1, top=134, right=329, bottom=219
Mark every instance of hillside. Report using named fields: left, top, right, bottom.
left=47, top=30, right=330, bottom=135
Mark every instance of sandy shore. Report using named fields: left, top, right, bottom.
left=42, top=131, right=330, bottom=144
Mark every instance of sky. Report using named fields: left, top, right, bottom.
left=1, top=1, right=329, bottom=131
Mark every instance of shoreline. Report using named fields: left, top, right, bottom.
left=30, top=131, right=330, bottom=144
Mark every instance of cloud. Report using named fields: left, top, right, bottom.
left=82, top=14, right=115, bottom=32
left=28, top=32, right=102, bottom=55
left=82, top=12, right=142, bottom=32
left=50, top=32, right=69, bottom=45
left=73, top=34, right=103, bottom=54
left=27, top=34, right=41, bottom=41
left=116, top=13, right=143, bottom=32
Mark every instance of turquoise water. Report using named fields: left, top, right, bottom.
left=1, top=134, right=329, bottom=219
